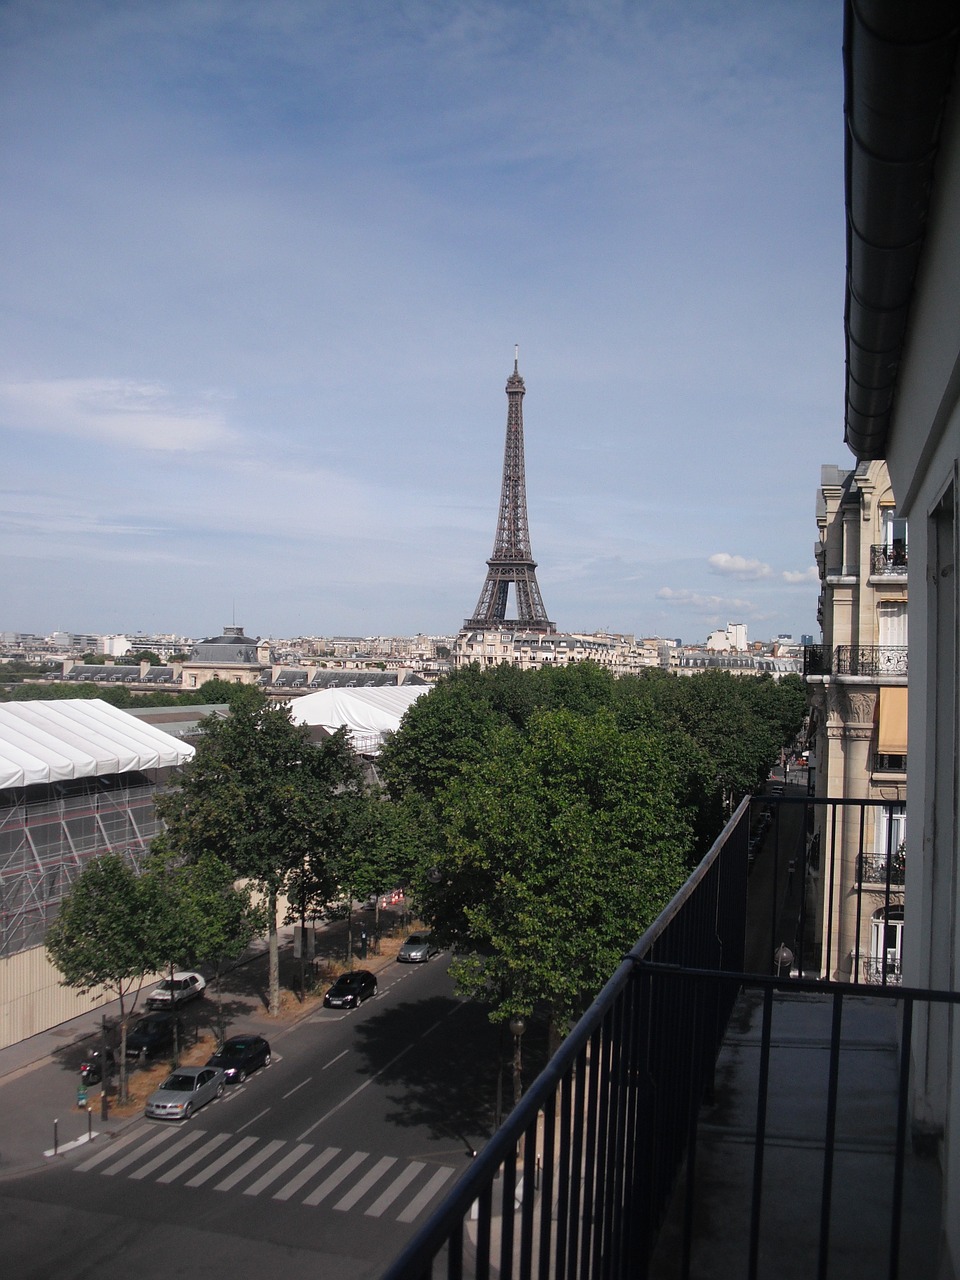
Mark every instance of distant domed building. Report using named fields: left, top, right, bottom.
left=179, top=624, right=271, bottom=689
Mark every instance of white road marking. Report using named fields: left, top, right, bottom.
left=127, top=1129, right=205, bottom=1180
left=156, top=1132, right=232, bottom=1183
left=98, top=1128, right=178, bottom=1176
left=364, top=1161, right=425, bottom=1217
left=243, top=1142, right=313, bottom=1195
left=45, top=1131, right=99, bottom=1158
left=302, top=1150, right=367, bottom=1206
left=74, top=1126, right=148, bottom=1172
left=272, top=1146, right=340, bottom=1202
left=333, top=1155, right=397, bottom=1211
left=184, top=1135, right=258, bottom=1187
left=236, top=1106, right=271, bottom=1134
left=282, top=1077, right=313, bottom=1098
left=397, top=1166, right=456, bottom=1223
left=322, top=1051, right=348, bottom=1070
left=214, top=1138, right=285, bottom=1191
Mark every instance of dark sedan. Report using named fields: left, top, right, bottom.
left=323, top=970, right=377, bottom=1009
left=125, top=1013, right=185, bottom=1063
left=206, top=1034, right=271, bottom=1082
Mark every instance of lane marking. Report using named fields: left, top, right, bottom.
left=236, top=1107, right=271, bottom=1134
left=282, top=1077, right=313, bottom=1099
left=243, top=1142, right=313, bottom=1196
left=272, top=1146, right=340, bottom=1202
left=322, top=1051, right=348, bottom=1071
left=214, top=1138, right=285, bottom=1191
left=397, top=1166, right=456, bottom=1223
left=365, top=1161, right=425, bottom=1217
left=302, top=1150, right=367, bottom=1206
left=333, top=1154, right=397, bottom=1211
left=184, top=1135, right=258, bottom=1187
left=297, top=1001, right=464, bottom=1141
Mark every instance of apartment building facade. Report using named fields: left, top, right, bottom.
left=805, top=459, right=908, bottom=983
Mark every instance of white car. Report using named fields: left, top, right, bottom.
left=146, top=971, right=206, bottom=1009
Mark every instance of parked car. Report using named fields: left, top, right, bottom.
left=206, top=1034, right=271, bottom=1083
left=146, top=971, right=206, bottom=1009
left=80, top=1047, right=116, bottom=1085
left=144, top=1066, right=225, bottom=1121
left=125, top=1013, right=185, bottom=1063
left=397, top=933, right=439, bottom=963
left=323, top=970, right=378, bottom=1009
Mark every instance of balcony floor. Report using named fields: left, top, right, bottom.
left=649, top=989, right=943, bottom=1279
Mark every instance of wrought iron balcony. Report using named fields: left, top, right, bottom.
left=870, top=543, right=908, bottom=575
left=806, top=644, right=908, bottom=677
left=803, top=643, right=831, bottom=676
left=382, top=794, right=949, bottom=1280
left=835, top=644, right=908, bottom=676
left=858, top=849, right=906, bottom=885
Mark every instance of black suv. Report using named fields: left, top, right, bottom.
left=125, top=1013, right=185, bottom=1063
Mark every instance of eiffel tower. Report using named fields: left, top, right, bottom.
left=464, top=350, right=555, bottom=633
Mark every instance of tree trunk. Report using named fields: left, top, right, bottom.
left=118, top=997, right=129, bottom=1105
left=268, top=889, right=280, bottom=1017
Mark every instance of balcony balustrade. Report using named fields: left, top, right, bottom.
left=803, top=644, right=908, bottom=678
left=870, top=543, right=908, bottom=575
left=381, top=793, right=951, bottom=1280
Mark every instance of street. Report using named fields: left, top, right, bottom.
left=0, top=954, right=499, bottom=1280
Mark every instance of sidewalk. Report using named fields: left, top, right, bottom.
left=0, top=909, right=414, bottom=1178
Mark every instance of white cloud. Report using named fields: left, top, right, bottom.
left=0, top=379, right=233, bottom=452
left=657, top=587, right=757, bottom=614
left=708, top=552, right=772, bottom=580
left=782, top=566, right=818, bottom=584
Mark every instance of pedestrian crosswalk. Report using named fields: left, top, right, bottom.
left=74, top=1125, right=457, bottom=1223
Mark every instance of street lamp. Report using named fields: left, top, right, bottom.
left=509, top=1014, right=526, bottom=1110
left=774, top=944, right=795, bottom=976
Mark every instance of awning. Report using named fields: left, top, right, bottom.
left=878, top=686, right=908, bottom=754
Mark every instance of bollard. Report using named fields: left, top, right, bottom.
left=53, top=1118, right=59, bottom=1157
left=88, top=1109, right=93, bottom=1141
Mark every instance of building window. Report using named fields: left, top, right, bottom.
left=867, top=905, right=903, bottom=984
left=874, top=753, right=907, bottom=772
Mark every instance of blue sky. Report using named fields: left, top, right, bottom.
left=1, top=1, right=844, bottom=644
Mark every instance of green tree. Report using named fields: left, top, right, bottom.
left=148, top=850, right=266, bottom=1043
left=414, top=708, right=690, bottom=1034
left=46, top=853, right=169, bottom=1101
left=157, top=688, right=362, bottom=1015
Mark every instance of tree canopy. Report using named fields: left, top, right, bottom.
left=157, top=687, right=364, bottom=1014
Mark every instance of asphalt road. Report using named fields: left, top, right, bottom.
left=0, top=954, right=498, bottom=1280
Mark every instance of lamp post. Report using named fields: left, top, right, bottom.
left=509, top=1014, right=526, bottom=1110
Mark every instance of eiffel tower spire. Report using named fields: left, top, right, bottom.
left=464, top=350, right=555, bottom=633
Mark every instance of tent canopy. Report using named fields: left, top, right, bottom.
left=288, top=685, right=429, bottom=752
left=0, top=699, right=196, bottom=789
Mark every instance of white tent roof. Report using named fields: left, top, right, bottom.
left=288, top=685, right=429, bottom=753
left=0, top=698, right=196, bottom=789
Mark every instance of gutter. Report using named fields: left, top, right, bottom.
left=843, top=0, right=959, bottom=460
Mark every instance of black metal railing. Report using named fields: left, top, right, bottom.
left=834, top=645, right=908, bottom=677
left=858, top=850, right=906, bottom=886
left=803, top=644, right=831, bottom=676
left=870, top=543, right=908, bottom=575
left=381, top=793, right=946, bottom=1280
left=803, top=644, right=909, bottom=678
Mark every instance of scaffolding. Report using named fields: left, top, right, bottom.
left=0, top=771, right=174, bottom=960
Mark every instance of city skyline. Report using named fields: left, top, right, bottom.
left=2, top=2, right=841, bottom=642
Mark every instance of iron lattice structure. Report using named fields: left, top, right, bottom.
left=0, top=774, right=170, bottom=959
left=464, top=354, right=555, bottom=633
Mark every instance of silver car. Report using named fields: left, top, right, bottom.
left=144, top=1066, right=225, bottom=1121
left=397, top=933, right=440, bottom=963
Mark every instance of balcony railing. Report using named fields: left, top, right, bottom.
left=858, top=850, right=906, bottom=886
left=804, top=644, right=908, bottom=677
left=381, top=794, right=953, bottom=1280
left=803, top=643, right=831, bottom=676
left=870, top=543, right=908, bottom=575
